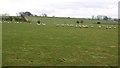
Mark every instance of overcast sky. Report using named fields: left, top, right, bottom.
left=0, top=0, right=119, bottom=18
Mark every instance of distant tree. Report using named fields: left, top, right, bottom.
left=103, top=16, right=108, bottom=20
left=52, top=15, right=55, bottom=17
left=18, top=11, right=33, bottom=17
left=68, top=17, right=70, bottom=19
left=8, top=16, right=13, bottom=21
left=17, top=11, right=31, bottom=22
left=76, top=21, right=80, bottom=24
left=97, top=15, right=102, bottom=20
left=34, top=14, right=37, bottom=16
left=113, top=18, right=118, bottom=21
left=92, top=15, right=95, bottom=20
left=108, top=17, right=112, bottom=20
left=42, top=14, right=47, bottom=17
left=2, top=13, right=9, bottom=16
left=24, top=11, right=33, bottom=16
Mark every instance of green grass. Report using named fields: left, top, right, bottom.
left=2, top=17, right=118, bottom=66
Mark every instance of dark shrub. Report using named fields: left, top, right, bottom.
left=37, top=20, right=40, bottom=24
left=76, top=21, right=80, bottom=24
left=81, top=20, right=83, bottom=24
left=97, top=22, right=101, bottom=24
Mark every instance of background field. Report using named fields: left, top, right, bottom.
left=2, top=17, right=118, bottom=66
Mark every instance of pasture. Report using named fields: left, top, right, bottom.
left=2, top=17, right=118, bottom=66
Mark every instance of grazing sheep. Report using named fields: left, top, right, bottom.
left=109, top=27, right=112, bottom=29
left=82, top=25, right=85, bottom=28
left=16, top=22, right=19, bottom=23
left=42, top=23, right=46, bottom=26
left=66, top=24, right=69, bottom=27
left=91, top=26, right=94, bottom=28
left=98, top=25, right=101, bottom=28
left=106, top=26, right=109, bottom=29
left=37, top=23, right=41, bottom=25
left=70, top=24, right=73, bottom=27
left=79, top=25, right=82, bottom=28
left=85, top=25, right=88, bottom=28
left=75, top=25, right=78, bottom=28
left=114, top=27, right=117, bottom=29
left=61, top=24, right=65, bottom=27
left=56, top=24, right=60, bottom=27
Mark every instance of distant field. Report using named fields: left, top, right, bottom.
left=2, top=17, right=118, bottom=66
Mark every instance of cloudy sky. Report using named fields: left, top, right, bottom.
left=0, top=0, right=119, bottom=18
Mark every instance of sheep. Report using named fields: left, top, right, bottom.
left=42, top=23, right=46, bottom=26
left=82, top=25, right=85, bottom=28
left=106, top=26, right=109, bottom=29
left=98, top=25, right=101, bottom=28
left=90, top=26, right=94, bottom=28
left=109, top=27, right=112, bottom=29
left=113, top=27, right=117, bottom=29
left=85, top=25, right=88, bottom=28
left=79, top=25, right=82, bottom=28
left=16, top=22, right=19, bottom=23
left=75, top=25, right=78, bottom=28
left=61, top=24, right=65, bottom=27
left=70, top=24, right=73, bottom=27
left=66, top=24, right=69, bottom=27
left=56, top=24, right=60, bottom=27
left=37, top=23, right=41, bottom=25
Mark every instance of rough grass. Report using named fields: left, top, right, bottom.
left=2, top=17, right=118, bottom=66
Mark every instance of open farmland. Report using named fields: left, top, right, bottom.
left=2, top=17, right=118, bottom=66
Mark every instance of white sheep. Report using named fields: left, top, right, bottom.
left=85, top=25, right=88, bottom=28
left=98, top=25, right=101, bottom=28
left=106, top=26, right=109, bottom=29
left=70, top=24, right=73, bottom=27
left=91, top=26, right=94, bottom=28
left=114, top=27, right=117, bottom=29
left=79, top=25, right=82, bottom=28
left=16, top=22, right=19, bottom=23
left=37, top=23, right=41, bottom=25
left=56, top=24, right=59, bottom=27
left=109, top=27, right=111, bottom=29
left=42, top=23, right=46, bottom=26
left=61, top=24, right=65, bottom=27
left=82, top=25, right=85, bottom=28
left=66, top=24, right=69, bottom=27
left=75, top=25, right=78, bottom=28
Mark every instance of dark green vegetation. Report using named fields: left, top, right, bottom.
left=2, top=17, right=118, bottom=66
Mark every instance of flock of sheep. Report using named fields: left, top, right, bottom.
left=55, top=23, right=117, bottom=29
left=0, top=21, right=117, bottom=29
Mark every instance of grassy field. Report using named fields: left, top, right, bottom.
left=2, top=17, right=118, bottom=66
